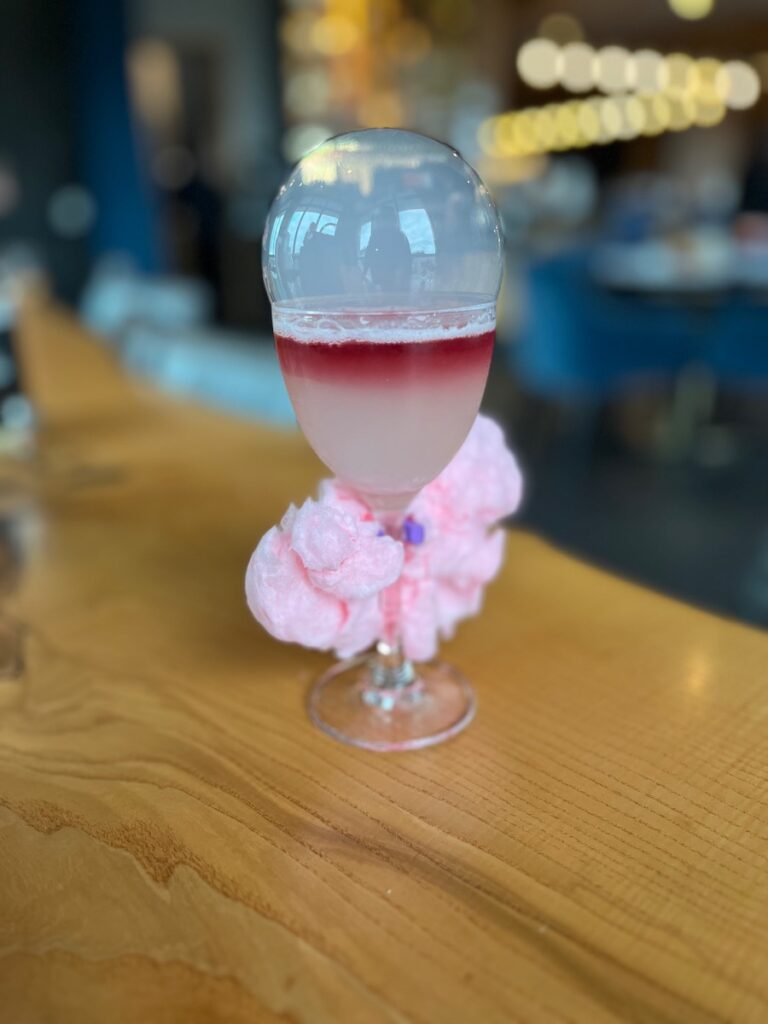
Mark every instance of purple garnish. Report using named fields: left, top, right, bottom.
left=402, top=517, right=425, bottom=545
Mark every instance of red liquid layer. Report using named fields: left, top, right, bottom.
left=275, top=330, right=495, bottom=385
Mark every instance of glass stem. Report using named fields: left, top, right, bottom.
left=365, top=511, right=417, bottom=704
left=371, top=639, right=415, bottom=689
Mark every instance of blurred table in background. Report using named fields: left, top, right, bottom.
left=1, top=303, right=767, bottom=1023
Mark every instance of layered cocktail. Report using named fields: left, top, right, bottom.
left=274, top=302, right=495, bottom=516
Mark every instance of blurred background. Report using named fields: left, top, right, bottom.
left=1, top=0, right=767, bottom=626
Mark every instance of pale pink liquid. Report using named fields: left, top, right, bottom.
left=274, top=308, right=494, bottom=514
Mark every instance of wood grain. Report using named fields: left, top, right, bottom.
left=1, top=302, right=767, bottom=1023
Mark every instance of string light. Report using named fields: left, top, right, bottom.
left=694, top=99, right=726, bottom=127
left=493, top=114, right=517, bottom=157
left=668, top=94, right=697, bottom=131
left=478, top=85, right=731, bottom=161
left=717, top=61, right=760, bottom=110
left=561, top=42, right=596, bottom=93
left=692, top=58, right=723, bottom=105
left=599, top=98, right=623, bottom=141
left=516, top=37, right=763, bottom=114
left=595, top=46, right=633, bottom=93
left=639, top=94, right=670, bottom=135
left=532, top=107, right=558, bottom=149
left=517, top=38, right=561, bottom=89
left=662, top=53, right=694, bottom=97
left=484, top=31, right=763, bottom=161
left=620, top=95, right=647, bottom=137
left=586, top=98, right=611, bottom=143
left=577, top=101, right=602, bottom=144
left=554, top=103, right=581, bottom=148
left=513, top=111, right=539, bottom=154
left=633, top=50, right=665, bottom=94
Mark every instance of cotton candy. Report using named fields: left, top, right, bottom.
left=245, top=415, right=523, bottom=661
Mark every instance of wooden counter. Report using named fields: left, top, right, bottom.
left=1, top=304, right=767, bottom=1023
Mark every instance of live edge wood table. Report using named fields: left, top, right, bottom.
left=1, top=304, right=767, bottom=1024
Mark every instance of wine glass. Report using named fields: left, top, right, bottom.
left=263, top=128, right=503, bottom=751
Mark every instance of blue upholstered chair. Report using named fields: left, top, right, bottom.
left=514, top=248, right=700, bottom=400
left=709, top=295, right=768, bottom=390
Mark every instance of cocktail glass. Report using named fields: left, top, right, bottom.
left=263, top=129, right=503, bottom=750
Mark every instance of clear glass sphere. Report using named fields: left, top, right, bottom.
left=262, top=128, right=503, bottom=310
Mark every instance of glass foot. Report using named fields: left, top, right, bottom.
left=307, top=656, right=476, bottom=752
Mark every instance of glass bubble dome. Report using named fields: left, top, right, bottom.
left=262, top=128, right=503, bottom=313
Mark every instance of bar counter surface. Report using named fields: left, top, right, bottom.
left=1, top=304, right=767, bottom=1023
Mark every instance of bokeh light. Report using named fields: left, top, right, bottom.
left=668, top=94, right=697, bottom=130
left=513, top=111, right=539, bottom=154
left=517, top=39, right=561, bottom=89
left=639, top=94, right=669, bottom=135
left=47, top=185, right=96, bottom=238
left=560, top=42, right=596, bottom=93
left=694, top=98, right=727, bottom=127
left=538, top=13, right=584, bottom=45
left=595, top=46, right=632, bottom=94
left=280, top=11, right=319, bottom=57
left=127, top=38, right=181, bottom=132
left=717, top=60, right=761, bottom=110
left=577, top=101, right=602, bottom=144
left=494, top=114, right=518, bottom=156
left=554, top=103, right=581, bottom=148
left=691, top=58, right=723, bottom=104
left=620, top=95, right=646, bottom=137
left=599, top=97, right=623, bottom=140
left=532, top=107, right=558, bottom=149
left=284, top=69, right=330, bottom=118
left=667, top=0, right=715, bottom=19
left=633, top=50, right=665, bottom=94
left=310, top=14, right=360, bottom=56
left=662, top=53, right=695, bottom=98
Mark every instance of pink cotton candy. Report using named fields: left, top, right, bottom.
left=290, top=499, right=403, bottom=601
left=245, top=513, right=344, bottom=650
left=413, top=415, right=523, bottom=528
left=245, top=414, right=522, bottom=662
left=335, top=596, right=383, bottom=659
left=392, top=520, right=506, bottom=660
left=245, top=498, right=402, bottom=657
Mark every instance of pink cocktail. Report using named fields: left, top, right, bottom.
left=274, top=305, right=494, bottom=516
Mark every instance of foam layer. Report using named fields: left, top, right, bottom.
left=272, top=303, right=496, bottom=344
